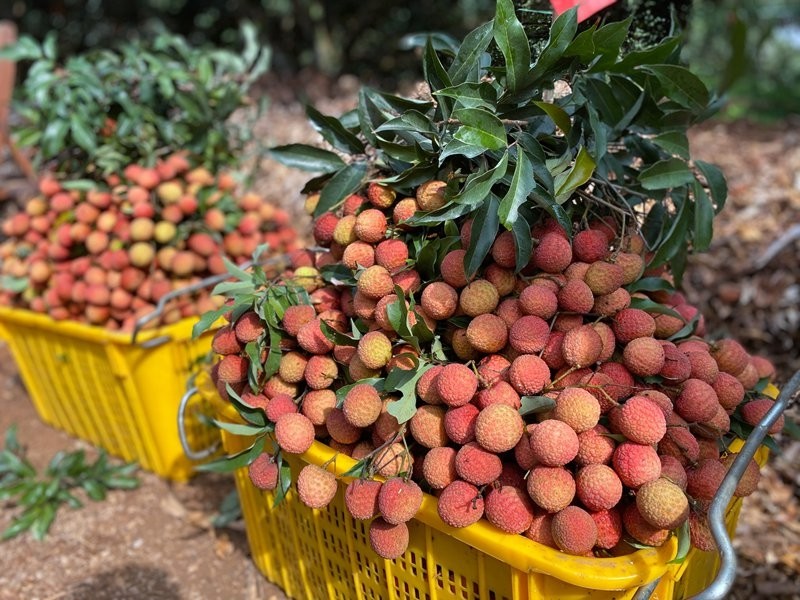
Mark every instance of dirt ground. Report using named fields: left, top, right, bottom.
left=0, top=75, right=799, bottom=599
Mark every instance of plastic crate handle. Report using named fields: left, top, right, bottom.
left=130, top=253, right=293, bottom=347
left=688, top=369, right=800, bottom=600
left=178, top=386, right=221, bottom=461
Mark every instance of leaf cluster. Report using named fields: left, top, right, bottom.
left=2, top=23, right=269, bottom=178
left=272, top=0, right=728, bottom=286
left=0, top=426, right=139, bottom=541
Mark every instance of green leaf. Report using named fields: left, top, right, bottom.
left=272, top=454, right=293, bottom=507
left=511, top=216, right=533, bottom=273
left=591, top=18, right=632, bottom=65
left=607, top=37, right=680, bottom=73
left=692, top=181, right=714, bottom=252
left=465, top=194, right=500, bottom=278
left=532, top=101, right=571, bottom=134
left=668, top=520, right=691, bottom=564
left=651, top=132, right=690, bottom=159
left=386, top=362, right=435, bottom=424
left=319, top=320, right=359, bottom=347
left=269, top=144, right=345, bottom=173
left=435, top=82, right=498, bottom=111
left=423, top=37, right=453, bottom=119
left=638, top=65, right=710, bottom=113
left=305, top=105, right=365, bottom=154
left=195, top=436, right=265, bottom=473
left=227, top=384, right=268, bottom=427
left=448, top=21, right=494, bottom=85
left=452, top=108, right=508, bottom=151
left=628, top=297, right=682, bottom=320
left=212, top=419, right=267, bottom=436
left=374, top=110, right=437, bottom=136
left=313, top=162, right=368, bottom=218
left=82, top=480, right=106, bottom=502
left=625, top=277, right=674, bottom=294
left=192, top=306, right=227, bottom=339
left=667, top=314, right=700, bottom=343
left=554, top=147, right=596, bottom=203
left=519, top=395, right=556, bottom=417
left=499, top=149, right=535, bottom=227
left=493, top=0, right=531, bottom=92
left=528, top=7, right=578, bottom=84
left=695, top=161, right=727, bottom=214
left=638, top=158, right=694, bottom=190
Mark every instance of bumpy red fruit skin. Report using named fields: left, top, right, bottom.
left=296, top=318, right=335, bottom=354
left=612, top=442, right=661, bottom=489
left=711, top=338, right=749, bottom=375
left=612, top=308, right=656, bottom=343
left=575, top=425, right=616, bottom=467
left=562, top=325, right=603, bottom=368
left=234, top=311, right=264, bottom=343
left=409, top=405, right=447, bottom=449
left=248, top=453, right=278, bottom=490
left=212, top=326, right=243, bottom=355
left=740, top=398, right=784, bottom=434
left=623, top=337, right=666, bottom=377
left=344, top=480, right=381, bottom=520
left=455, top=442, right=502, bottom=486
left=378, top=478, right=423, bottom=524
left=622, top=504, right=669, bottom=547
left=438, top=480, right=484, bottom=528
left=485, top=486, right=535, bottom=534
left=217, top=355, right=248, bottom=383
left=296, top=464, right=337, bottom=509
left=466, top=313, right=508, bottom=354
left=573, top=229, right=609, bottom=263
left=342, top=384, right=382, bottom=428
left=686, top=458, right=728, bottom=501
left=275, top=413, right=315, bottom=454
left=444, top=404, right=479, bottom=445
left=551, top=506, right=598, bottom=555
left=526, top=466, right=576, bottom=513
left=591, top=508, right=623, bottom=549
left=435, top=363, right=479, bottom=407
left=422, top=446, right=458, bottom=489
left=459, top=279, right=500, bottom=316
left=369, top=518, right=409, bottom=559
left=508, top=354, right=551, bottom=395
left=712, top=372, right=745, bottom=412
left=675, top=378, right=720, bottom=423
left=282, top=304, right=317, bottom=337
left=529, top=420, right=580, bottom=466
left=421, top=281, right=458, bottom=320
left=533, top=233, right=572, bottom=273
left=474, top=404, right=524, bottom=453
left=519, top=284, right=558, bottom=319
left=575, top=464, right=623, bottom=511
left=636, top=478, right=690, bottom=530
left=616, top=396, right=667, bottom=445
left=508, top=315, right=550, bottom=353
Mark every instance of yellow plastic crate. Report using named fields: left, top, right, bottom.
left=216, top=395, right=771, bottom=600
left=0, top=306, right=219, bottom=481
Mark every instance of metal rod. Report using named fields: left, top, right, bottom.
left=631, top=577, right=661, bottom=600
left=177, top=386, right=220, bottom=461
left=689, top=369, right=800, bottom=600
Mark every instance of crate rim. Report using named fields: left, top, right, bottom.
left=0, top=304, right=205, bottom=345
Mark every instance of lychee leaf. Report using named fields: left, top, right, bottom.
left=452, top=108, right=508, bottom=151
left=493, top=0, right=531, bottom=93
left=667, top=314, right=700, bottom=343
left=269, top=144, right=346, bottom=174
left=314, top=161, right=368, bottom=218
left=554, top=146, right=596, bottom=203
left=226, top=384, right=267, bottom=427
left=192, top=305, right=229, bottom=339
left=436, top=82, right=498, bottom=111
left=524, top=7, right=578, bottom=91
left=519, top=395, right=556, bottom=417
left=263, top=327, right=282, bottom=380
left=410, top=310, right=435, bottom=344
left=431, top=337, right=448, bottom=362
left=305, top=105, right=364, bottom=155
left=511, top=216, right=533, bottom=273
left=448, top=21, right=494, bottom=85
left=628, top=297, right=682, bottom=320
left=464, top=193, right=500, bottom=278
left=695, top=160, right=727, bottom=214
left=386, top=361, right=435, bottom=424
left=499, top=145, right=535, bottom=228
left=195, top=435, right=265, bottom=473
left=212, top=419, right=267, bottom=437
left=423, top=37, right=453, bottom=119
left=692, top=180, right=714, bottom=252
left=340, top=459, right=368, bottom=480
left=668, top=520, right=691, bottom=564
left=625, top=277, right=674, bottom=294
left=273, top=455, right=293, bottom=508
left=319, top=319, right=358, bottom=347
left=638, top=157, right=695, bottom=191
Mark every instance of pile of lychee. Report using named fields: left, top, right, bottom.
left=208, top=178, right=781, bottom=561
left=0, top=153, right=299, bottom=331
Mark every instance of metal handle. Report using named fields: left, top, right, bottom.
left=178, top=386, right=221, bottom=461
left=689, top=369, right=800, bottom=600
left=130, top=252, right=292, bottom=346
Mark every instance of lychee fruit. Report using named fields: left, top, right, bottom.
left=532, top=233, right=572, bottom=273
left=474, top=404, right=523, bottom=453
left=248, top=453, right=279, bottom=490
left=344, top=479, right=382, bottom=520
left=420, top=281, right=458, bottom=320
left=440, top=249, right=469, bottom=288
left=301, top=389, right=337, bottom=426
left=444, top=404, right=479, bottom=445
left=575, top=464, right=623, bottom=511
left=675, top=379, right=720, bottom=423
left=296, top=464, right=337, bottom=509
left=357, top=265, right=394, bottom=299
left=409, top=405, right=448, bottom=449
left=378, top=477, right=423, bottom=524
left=275, top=413, right=315, bottom=454
left=282, top=304, right=317, bottom=336
left=710, top=338, right=749, bottom=375
left=304, top=355, right=338, bottom=389
left=374, top=239, right=408, bottom=272
left=485, top=486, right=535, bottom=534
left=454, top=442, right=502, bottom=486
left=551, top=506, right=598, bottom=555
left=612, top=308, right=656, bottom=343
left=416, top=180, right=447, bottom=211
left=526, top=466, right=576, bottom=513
left=519, top=284, right=558, bottom=319
left=636, top=478, right=689, bottom=529
left=437, top=480, right=484, bottom=528
left=212, top=326, right=243, bottom=356
left=524, top=513, right=556, bottom=548
left=326, top=408, right=362, bottom=445
left=557, top=279, right=594, bottom=314
left=623, top=336, right=666, bottom=377
left=740, top=397, right=784, bottom=434
left=459, top=279, right=499, bottom=317
left=615, top=396, right=667, bottom=445
left=508, top=354, right=551, bottom=395
left=553, top=387, right=601, bottom=434
left=529, top=420, right=580, bottom=467
left=435, top=363, right=478, bottom=407
left=573, top=229, right=609, bottom=262
left=422, top=446, right=457, bottom=489
left=369, top=518, right=409, bottom=559
left=561, top=324, right=603, bottom=368
left=622, top=504, right=670, bottom=547
left=508, top=315, right=549, bottom=354
left=612, top=442, right=661, bottom=489
left=466, top=313, right=508, bottom=354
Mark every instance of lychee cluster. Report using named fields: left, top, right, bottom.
left=211, top=178, right=779, bottom=561
left=0, top=156, right=298, bottom=330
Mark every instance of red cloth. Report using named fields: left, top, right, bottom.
left=550, top=0, right=617, bottom=23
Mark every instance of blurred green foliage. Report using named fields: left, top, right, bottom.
left=2, top=0, right=495, bottom=86
left=685, top=0, right=800, bottom=119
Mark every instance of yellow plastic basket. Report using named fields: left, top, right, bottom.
left=0, top=306, right=218, bottom=481
left=215, top=396, right=771, bottom=600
